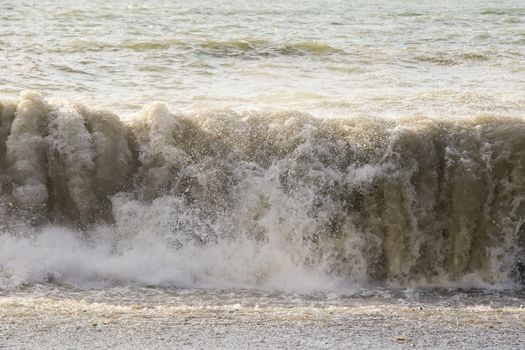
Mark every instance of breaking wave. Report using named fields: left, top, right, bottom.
left=0, top=91, right=524, bottom=291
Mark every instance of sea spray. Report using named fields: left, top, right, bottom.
left=0, top=92, right=523, bottom=291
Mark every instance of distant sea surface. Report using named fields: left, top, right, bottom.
left=1, top=0, right=524, bottom=118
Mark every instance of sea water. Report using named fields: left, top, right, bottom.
left=0, top=0, right=524, bottom=348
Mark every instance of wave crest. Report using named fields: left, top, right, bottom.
left=0, top=92, right=524, bottom=291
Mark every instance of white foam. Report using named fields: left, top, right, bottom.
left=0, top=94, right=523, bottom=292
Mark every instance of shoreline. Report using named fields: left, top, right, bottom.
left=1, top=294, right=524, bottom=349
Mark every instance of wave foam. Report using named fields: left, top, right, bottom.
left=0, top=92, right=524, bottom=291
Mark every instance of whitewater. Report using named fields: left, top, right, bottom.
left=0, top=90, right=525, bottom=291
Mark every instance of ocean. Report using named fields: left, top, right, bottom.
left=0, top=0, right=524, bottom=348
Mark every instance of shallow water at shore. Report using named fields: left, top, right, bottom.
left=1, top=284, right=524, bottom=349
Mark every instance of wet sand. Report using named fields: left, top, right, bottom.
left=1, top=294, right=524, bottom=349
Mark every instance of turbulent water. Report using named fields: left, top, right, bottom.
left=0, top=0, right=524, bottom=295
left=0, top=91, right=524, bottom=291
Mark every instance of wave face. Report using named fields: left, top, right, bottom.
left=0, top=92, right=524, bottom=291
left=68, top=38, right=342, bottom=57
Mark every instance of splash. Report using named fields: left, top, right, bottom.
left=0, top=91, right=524, bottom=291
